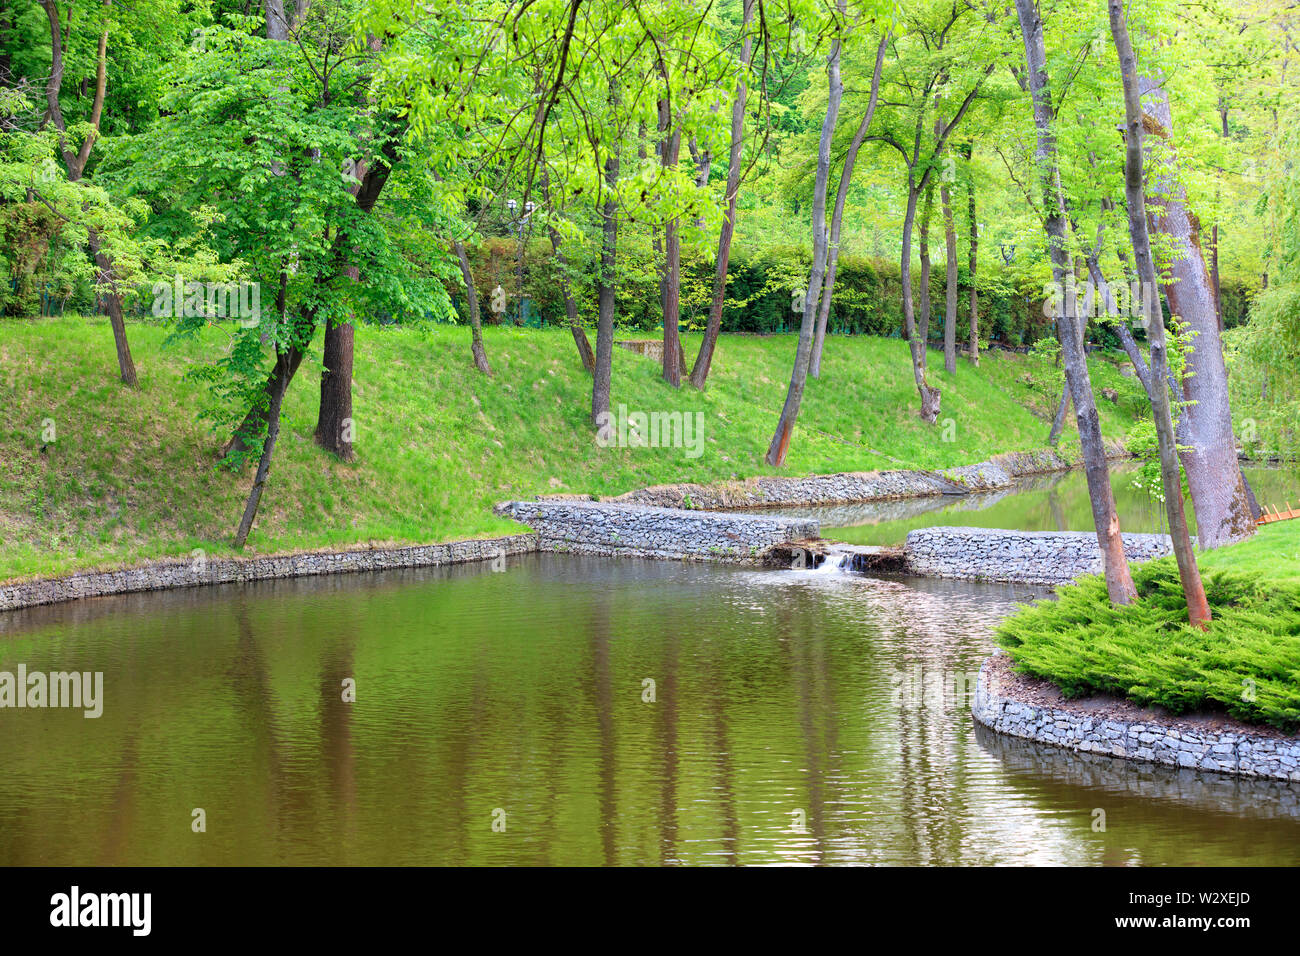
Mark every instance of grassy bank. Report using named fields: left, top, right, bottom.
left=998, top=521, right=1300, bottom=730
left=0, top=315, right=1139, bottom=582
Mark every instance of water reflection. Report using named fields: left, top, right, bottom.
left=0, top=554, right=1295, bottom=865
left=760, top=464, right=1300, bottom=546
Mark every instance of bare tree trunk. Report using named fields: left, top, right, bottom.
left=592, top=90, right=620, bottom=427
left=41, top=0, right=137, bottom=386
left=809, top=30, right=889, bottom=378
left=315, top=310, right=355, bottom=459
left=454, top=240, right=491, bottom=374
left=919, top=182, right=934, bottom=351
left=941, top=176, right=958, bottom=374
left=87, top=231, right=138, bottom=386
left=1046, top=383, right=1069, bottom=446
left=540, top=167, right=595, bottom=373
left=900, top=182, right=942, bottom=423
left=689, top=0, right=755, bottom=389
left=1016, top=0, right=1137, bottom=606
left=966, top=144, right=979, bottom=366
left=1108, top=0, right=1209, bottom=626
left=1141, top=79, right=1255, bottom=549
left=764, top=6, right=844, bottom=465
left=235, top=346, right=303, bottom=548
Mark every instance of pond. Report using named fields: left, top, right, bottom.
left=768, top=463, right=1300, bottom=546
left=2, top=548, right=1298, bottom=866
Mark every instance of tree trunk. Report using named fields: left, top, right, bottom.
left=899, top=182, right=943, bottom=423
left=689, top=0, right=755, bottom=389
left=764, top=6, right=844, bottom=465
left=919, top=182, right=934, bottom=352
left=42, top=1, right=136, bottom=386
left=1046, top=383, right=1069, bottom=446
left=540, top=168, right=595, bottom=373
left=592, top=91, right=620, bottom=427
left=454, top=240, right=492, bottom=374
left=941, top=177, right=958, bottom=374
left=234, top=345, right=303, bottom=548
left=966, top=145, right=979, bottom=366
left=1141, top=79, right=1254, bottom=550
left=810, top=30, right=889, bottom=378
left=661, top=134, right=683, bottom=387
left=314, top=309, right=355, bottom=460
left=1108, top=0, right=1209, bottom=626
left=1016, top=0, right=1137, bottom=606
left=87, top=230, right=138, bottom=386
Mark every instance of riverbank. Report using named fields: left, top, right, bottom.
left=1, top=316, right=1142, bottom=582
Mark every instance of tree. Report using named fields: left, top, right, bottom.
left=1014, top=0, right=1137, bottom=606
left=689, top=0, right=756, bottom=389
left=1108, top=0, right=1210, bottom=626
left=809, top=28, right=891, bottom=377
left=764, top=0, right=847, bottom=466
left=37, top=0, right=137, bottom=386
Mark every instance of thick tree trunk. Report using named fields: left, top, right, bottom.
left=966, top=146, right=979, bottom=366
left=315, top=310, right=355, bottom=460
left=1016, top=0, right=1137, bottom=606
left=454, top=240, right=492, bottom=374
left=592, top=98, right=619, bottom=427
left=689, top=0, right=755, bottom=389
left=900, top=183, right=942, bottom=423
left=234, top=346, right=303, bottom=548
left=1141, top=80, right=1254, bottom=549
left=764, top=10, right=844, bottom=465
left=810, top=30, right=889, bottom=379
left=1108, top=0, right=1209, bottom=626
left=313, top=136, right=399, bottom=456
left=941, top=178, right=958, bottom=374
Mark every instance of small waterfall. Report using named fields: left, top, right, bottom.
left=810, top=552, right=849, bottom=574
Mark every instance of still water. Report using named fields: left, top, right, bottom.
left=774, top=464, right=1300, bottom=546
left=2, top=550, right=1298, bottom=866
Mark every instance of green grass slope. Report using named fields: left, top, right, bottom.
left=0, top=316, right=1137, bottom=581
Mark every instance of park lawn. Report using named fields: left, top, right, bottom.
left=998, top=520, right=1300, bottom=731
left=0, top=315, right=1138, bottom=582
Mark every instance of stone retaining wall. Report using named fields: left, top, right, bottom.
left=0, top=534, right=539, bottom=612
left=905, top=526, right=1175, bottom=585
left=973, top=655, right=1300, bottom=783
left=496, top=500, right=818, bottom=562
left=606, top=443, right=1129, bottom=511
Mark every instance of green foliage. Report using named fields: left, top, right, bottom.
left=998, top=522, right=1300, bottom=730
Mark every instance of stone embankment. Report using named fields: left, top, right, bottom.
left=904, top=527, right=1176, bottom=586
left=496, top=500, right=817, bottom=562
left=973, top=654, right=1300, bottom=783
left=0, top=535, right=538, bottom=613
left=606, top=442, right=1128, bottom=510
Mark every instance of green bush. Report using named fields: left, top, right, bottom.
left=997, top=539, right=1300, bottom=730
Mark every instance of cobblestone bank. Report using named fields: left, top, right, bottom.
left=0, top=534, right=539, bottom=612
left=973, top=654, right=1300, bottom=783
left=496, top=500, right=818, bottom=562
left=906, top=526, right=1175, bottom=585
left=606, top=443, right=1128, bottom=510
